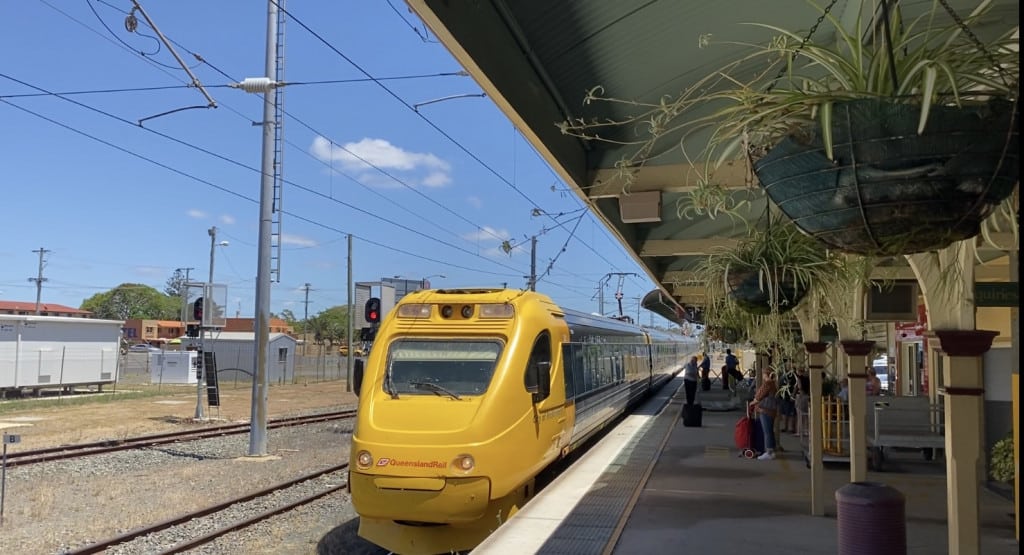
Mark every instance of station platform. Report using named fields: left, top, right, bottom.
left=473, top=377, right=1018, bottom=554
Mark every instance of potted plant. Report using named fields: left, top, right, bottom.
left=694, top=216, right=838, bottom=316
left=562, top=0, right=1019, bottom=256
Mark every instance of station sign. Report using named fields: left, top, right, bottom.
left=974, top=282, right=1018, bottom=307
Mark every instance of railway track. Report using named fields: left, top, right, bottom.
left=66, top=464, right=350, bottom=554
left=3, top=409, right=356, bottom=467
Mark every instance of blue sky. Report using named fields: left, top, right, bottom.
left=1, top=0, right=671, bottom=326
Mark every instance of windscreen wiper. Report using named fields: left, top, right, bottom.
left=384, top=368, right=399, bottom=399
left=409, top=381, right=462, bottom=400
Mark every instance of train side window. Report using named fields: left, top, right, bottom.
left=562, top=344, right=575, bottom=399
left=524, top=330, right=552, bottom=396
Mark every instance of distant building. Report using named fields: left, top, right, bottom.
left=122, top=319, right=185, bottom=344
left=0, top=300, right=92, bottom=318
left=1, top=314, right=122, bottom=392
left=223, top=317, right=295, bottom=336
left=197, top=331, right=297, bottom=384
left=382, top=277, right=430, bottom=304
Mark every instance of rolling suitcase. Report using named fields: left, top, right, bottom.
left=682, top=402, right=703, bottom=427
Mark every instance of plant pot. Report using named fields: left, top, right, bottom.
left=754, top=99, right=1019, bottom=256
left=726, top=267, right=808, bottom=315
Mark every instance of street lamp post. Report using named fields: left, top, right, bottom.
left=422, top=274, right=446, bottom=289
left=196, top=227, right=228, bottom=420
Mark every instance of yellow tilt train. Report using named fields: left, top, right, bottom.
left=349, top=288, right=697, bottom=554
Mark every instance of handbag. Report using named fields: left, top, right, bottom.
left=758, top=395, right=778, bottom=412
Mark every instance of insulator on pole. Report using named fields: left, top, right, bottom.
left=232, top=77, right=281, bottom=93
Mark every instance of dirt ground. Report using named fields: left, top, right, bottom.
left=0, top=381, right=360, bottom=451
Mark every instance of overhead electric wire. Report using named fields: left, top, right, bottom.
left=0, top=73, right=530, bottom=278
left=23, top=3, right=602, bottom=299
left=0, top=73, right=470, bottom=99
left=80, top=0, right=600, bottom=291
left=87, top=0, right=509, bottom=249
left=0, top=98, right=520, bottom=278
left=269, top=0, right=640, bottom=286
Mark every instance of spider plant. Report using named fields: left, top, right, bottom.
left=560, top=0, right=1019, bottom=182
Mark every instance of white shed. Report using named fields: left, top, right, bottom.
left=0, top=315, right=123, bottom=391
left=200, top=331, right=297, bottom=384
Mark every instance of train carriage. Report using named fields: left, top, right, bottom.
left=348, top=288, right=696, bottom=555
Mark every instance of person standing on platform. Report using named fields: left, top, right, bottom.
left=682, top=355, right=699, bottom=405
left=795, top=367, right=810, bottom=438
left=750, top=368, right=779, bottom=460
left=724, top=349, right=742, bottom=390
left=699, top=352, right=712, bottom=391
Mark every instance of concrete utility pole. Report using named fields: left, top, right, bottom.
left=302, top=282, right=312, bottom=355
left=346, top=234, right=354, bottom=392
left=247, top=0, right=283, bottom=457
left=29, top=248, right=50, bottom=314
left=528, top=236, right=537, bottom=291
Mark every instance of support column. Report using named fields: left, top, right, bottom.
left=934, top=330, right=997, bottom=555
left=841, top=340, right=874, bottom=483
left=805, top=341, right=829, bottom=516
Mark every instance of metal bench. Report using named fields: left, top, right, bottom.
left=866, top=396, right=944, bottom=471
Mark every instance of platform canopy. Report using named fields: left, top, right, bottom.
left=408, top=0, right=1020, bottom=312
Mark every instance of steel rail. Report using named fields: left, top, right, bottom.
left=66, top=463, right=349, bottom=555
left=4, top=409, right=356, bottom=467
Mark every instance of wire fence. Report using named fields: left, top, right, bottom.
left=116, top=352, right=356, bottom=389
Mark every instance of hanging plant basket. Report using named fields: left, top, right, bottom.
left=707, top=325, right=743, bottom=344
left=726, top=267, right=808, bottom=316
left=753, top=99, right=1019, bottom=256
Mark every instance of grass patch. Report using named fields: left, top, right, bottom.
left=0, top=387, right=174, bottom=414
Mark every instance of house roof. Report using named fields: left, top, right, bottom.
left=0, top=300, right=92, bottom=315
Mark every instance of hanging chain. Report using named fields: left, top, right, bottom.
left=765, top=0, right=841, bottom=94
left=936, top=0, right=1012, bottom=87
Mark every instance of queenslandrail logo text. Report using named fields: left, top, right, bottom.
left=376, top=457, right=447, bottom=468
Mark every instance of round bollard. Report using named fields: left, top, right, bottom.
left=836, top=482, right=906, bottom=555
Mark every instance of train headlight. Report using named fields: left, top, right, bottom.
left=460, top=305, right=474, bottom=318
left=356, top=450, right=373, bottom=469
left=479, top=304, right=514, bottom=319
left=452, top=454, right=475, bottom=472
left=440, top=305, right=454, bottom=318
left=397, top=304, right=431, bottom=318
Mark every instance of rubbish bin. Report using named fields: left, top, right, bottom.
left=835, top=481, right=906, bottom=555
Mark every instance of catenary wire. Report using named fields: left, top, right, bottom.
left=77, top=0, right=605, bottom=291
left=0, top=97, right=521, bottom=278
left=269, top=0, right=645, bottom=289
left=0, top=72, right=530, bottom=278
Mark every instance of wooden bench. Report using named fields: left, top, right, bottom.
left=866, top=396, right=944, bottom=471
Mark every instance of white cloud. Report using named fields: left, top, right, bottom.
left=281, top=233, right=317, bottom=248
left=220, top=214, right=236, bottom=225
left=466, top=196, right=482, bottom=209
left=310, top=136, right=451, bottom=188
left=187, top=209, right=207, bottom=219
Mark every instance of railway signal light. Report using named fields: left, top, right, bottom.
left=193, top=297, right=204, bottom=322
left=365, top=297, right=381, bottom=324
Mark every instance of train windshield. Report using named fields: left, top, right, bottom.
left=385, top=339, right=503, bottom=398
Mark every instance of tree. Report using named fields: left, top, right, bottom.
left=164, top=269, right=188, bottom=298
left=307, top=305, right=351, bottom=347
left=81, top=283, right=180, bottom=320
left=279, top=309, right=299, bottom=328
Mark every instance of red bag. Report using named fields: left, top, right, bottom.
left=734, top=416, right=753, bottom=450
